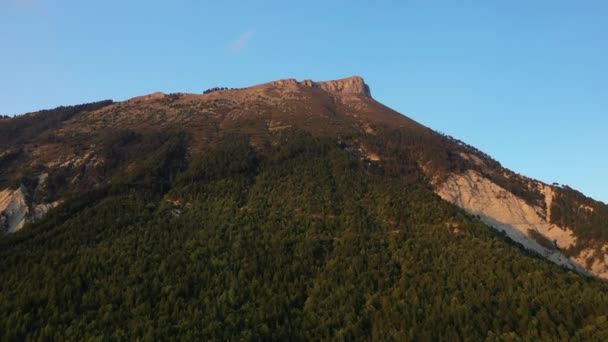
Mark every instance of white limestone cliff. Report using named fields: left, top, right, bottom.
left=0, top=186, right=29, bottom=233
left=0, top=175, right=60, bottom=234
left=436, top=170, right=608, bottom=277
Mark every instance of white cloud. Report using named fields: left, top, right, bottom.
left=228, top=29, right=255, bottom=52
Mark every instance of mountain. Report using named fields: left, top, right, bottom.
left=1, top=76, right=608, bottom=340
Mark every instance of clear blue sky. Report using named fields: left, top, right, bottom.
left=2, top=0, right=607, bottom=203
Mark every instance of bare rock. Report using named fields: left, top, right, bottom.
left=311, top=76, right=372, bottom=98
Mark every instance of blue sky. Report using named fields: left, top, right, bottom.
left=2, top=0, right=607, bottom=202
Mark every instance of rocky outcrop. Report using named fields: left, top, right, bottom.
left=127, top=92, right=166, bottom=103
left=0, top=186, right=29, bottom=233
left=0, top=176, right=60, bottom=234
left=270, top=76, right=372, bottom=98
left=306, top=76, right=372, bottom=98
left=436, top=170, right=604, bottom=277
left=576, top=245, right=608, bottom=279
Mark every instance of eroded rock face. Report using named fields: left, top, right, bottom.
left=436, top=170, right=608, bottom=277
left=311, top=76, right=372, bottom=98
left=270, top=76, right=372, bottom=98
left=577, top=245, right=608, bottom=279
left=0, top=176, right=61, bottom=234
left=0, top=186, right=29, bottom=233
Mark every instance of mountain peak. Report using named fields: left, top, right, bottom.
left=311, top=76, right=372, bottom=98
left=271, top=76, right=372, bottom=98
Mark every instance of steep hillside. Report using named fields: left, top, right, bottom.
left=1, top=76, right=608, bottom=339
left=2, top=76, right=607, bottom=275
left=1, top=132, right=608, bottom=340
left=2, top=76, right=607, bottom=274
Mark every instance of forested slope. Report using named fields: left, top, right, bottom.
left=2, top=131, right=608, bottom=340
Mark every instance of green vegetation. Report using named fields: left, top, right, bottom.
left=2, top=131, right=608, bottom=340
left=552, top=187, right=608, bottom=251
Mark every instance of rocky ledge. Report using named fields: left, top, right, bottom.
left=272, top=76, right=372, bottom=98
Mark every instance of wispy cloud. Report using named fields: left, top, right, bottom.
left=228, top=29, right=255, bottom=52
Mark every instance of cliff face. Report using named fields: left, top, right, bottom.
left=436, top=170, right=605, bottom=276
left=437, top=170, right=608, bottom=279
left=269, top=76, right=372, bottom=98
left=0, top=181, right=59, bottom=233
left=307, top=76, right=372, bottom=98
left=0, top=187, right=28, bottom=233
